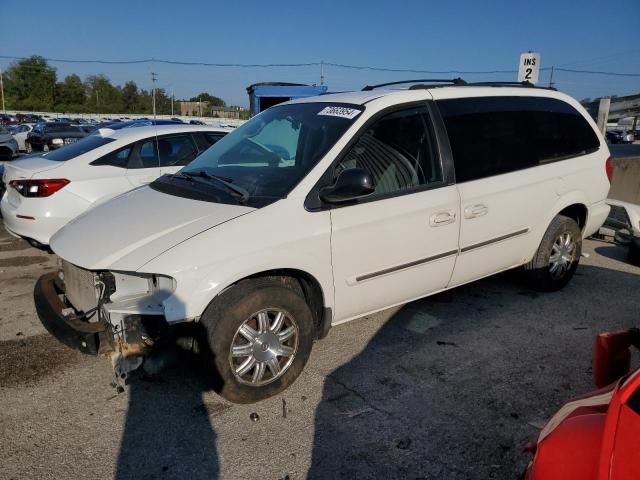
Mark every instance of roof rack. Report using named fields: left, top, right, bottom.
left=465, top=81, right=557, bottom=91
left=362, top=78, right=467, bottom=91
left=361, top=79, right=557, bottom=92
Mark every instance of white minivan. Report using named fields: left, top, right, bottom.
left=36, top=81, right=611, bottom=403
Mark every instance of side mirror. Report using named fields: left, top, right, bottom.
left=319, top=168, right=375, bottom=204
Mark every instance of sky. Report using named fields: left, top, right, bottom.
left=1, top=0, right=639, bottom=107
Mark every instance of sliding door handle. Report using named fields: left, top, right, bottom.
left=464, top=204, right=488, bottom=219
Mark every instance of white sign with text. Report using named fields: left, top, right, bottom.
left=518, top=52, right=541, bottom=84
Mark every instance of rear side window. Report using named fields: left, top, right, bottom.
left=91, top=146, right=132, bottom=167
left=438, top=96, right=600, bottom=183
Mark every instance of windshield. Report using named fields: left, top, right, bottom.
left=163, top=102, right=362, bottom=204
left=43, top=136, right=115, bottom=161
left=45, top=124, right=82, bottom=134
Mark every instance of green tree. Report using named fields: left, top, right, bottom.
left=136, top=89, right=152, bottom=114
left=189, top=92, right=225, bottom=107
left=85, top=74, right=123, bottom=114
left=55, top=74, right=86, bottom=112
left=4, top=55, right=57, bottom=111
left=121, top=81, right=139, bottom=113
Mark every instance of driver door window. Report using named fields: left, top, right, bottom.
left=335, top=107, right=442, bottom=198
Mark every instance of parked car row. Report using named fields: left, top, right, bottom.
left=1, top=113, right=43, bottom=126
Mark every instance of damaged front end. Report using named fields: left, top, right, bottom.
left=34, top=259, right=177, bottom=380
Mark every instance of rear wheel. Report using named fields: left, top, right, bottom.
left=523, top=215, right=582, bottom=291
left=198, top=278, right=315, bottom=403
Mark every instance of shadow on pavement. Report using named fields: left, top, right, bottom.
left=308, top=264, right=640, bottom=479
left=594, top=244, right=630, bottom=264
left=115, top=321, right=225, bottom=480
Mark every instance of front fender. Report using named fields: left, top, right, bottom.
left=139, top=199, right=333, bottom=323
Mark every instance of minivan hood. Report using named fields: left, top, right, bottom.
left=50, top=187, right=256, bottom=271
left=3, top=155, right=63, bottom=180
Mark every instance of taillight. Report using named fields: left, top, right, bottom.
left=9, top=179, right=70, bottom=197
left=605, top=157, right=614, bottom=184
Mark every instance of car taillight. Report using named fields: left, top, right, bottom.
left=9, top=179, right=70, bottom=197
left=605, top=157, right=614, bottom=184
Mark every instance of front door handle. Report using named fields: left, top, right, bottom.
left=430, top=211, right=457, bottom=226
left=464, top=204, right=488, bottom=219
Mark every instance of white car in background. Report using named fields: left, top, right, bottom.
left=1, top=124, right=230, bottom=246
left=10, top=123, right=34, bottom=151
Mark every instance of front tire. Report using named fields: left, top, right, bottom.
left=523, top=215, right=582, bottom=291
left=198, top=278, right=315, bottom=403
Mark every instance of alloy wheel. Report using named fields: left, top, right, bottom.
left=229, top=308, right=298, bottom=386
left=549, top=232, right=576, bottom=279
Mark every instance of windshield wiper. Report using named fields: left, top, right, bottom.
left=173, top=171, right=250, bottom=202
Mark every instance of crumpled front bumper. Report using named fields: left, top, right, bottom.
left=34, top=272, right=109, bottom=355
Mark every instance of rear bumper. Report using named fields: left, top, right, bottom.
left=34, top=272, right=108, bottom=355
left=0, top=192, right=87, bottom=245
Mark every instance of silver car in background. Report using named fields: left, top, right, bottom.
left=0, top=126, right=19, bottom=160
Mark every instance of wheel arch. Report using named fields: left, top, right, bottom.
left=525, top=192, right=590, bottom=264
left=213, top=268, right=331, bottom=340
left=557, top=203, right=588, bottom=231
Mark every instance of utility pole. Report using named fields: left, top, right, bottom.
left=151, top=72, right=158, bottom=118
left=96, top=89, right=100, bottom=114
left=320, top=60, right=324, bottom=86
left=0, top=70, right=5, bottom=112
left=198, top=96, right=202, bottom=117
left=171, top=87, right=174, bottom=116
left=548, top=66, right=555, bottom=88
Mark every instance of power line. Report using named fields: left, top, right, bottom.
left=1, top=54, right=640, bottom=77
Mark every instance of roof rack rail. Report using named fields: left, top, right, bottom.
left=466, top=81, right=557, bottom=91
left=362, top=78, right=467, bottom=91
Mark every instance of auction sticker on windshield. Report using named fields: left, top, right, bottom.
left=317, top=106, right=362, bottom=119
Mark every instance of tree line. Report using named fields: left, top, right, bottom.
left=2, top=55, right=226, bottom=115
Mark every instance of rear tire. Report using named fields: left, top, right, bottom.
left=198, top=278, right=315, bottom=404
left=523, top=215, right=582, bottom=291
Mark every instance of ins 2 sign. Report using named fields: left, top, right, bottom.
left=518, top=52, right=541, bottom=84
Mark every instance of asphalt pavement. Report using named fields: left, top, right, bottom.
left=1, top=224, right=639, bottom=479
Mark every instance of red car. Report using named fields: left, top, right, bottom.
left=525, top=328, right=640, bottom=480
